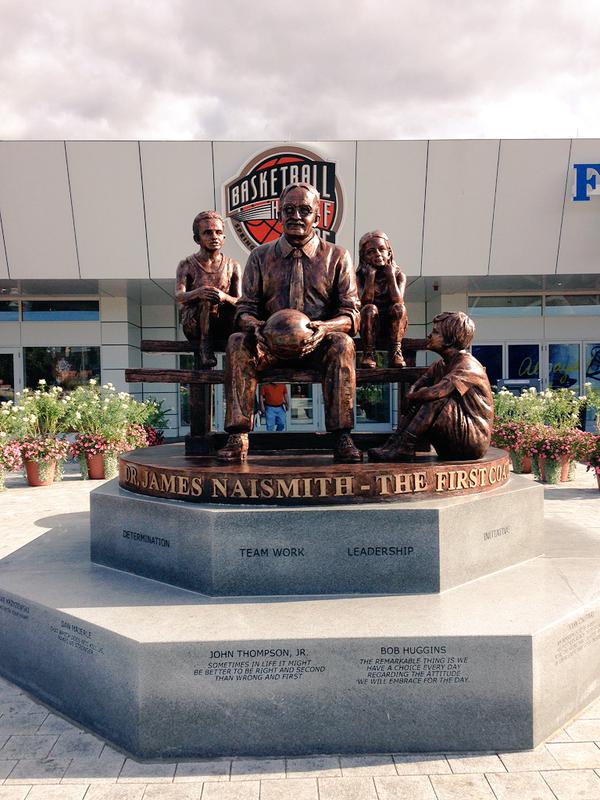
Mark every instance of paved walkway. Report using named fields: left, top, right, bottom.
left=0, top=464, right=599, bottom=800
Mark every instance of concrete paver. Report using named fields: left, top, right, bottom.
left=392, top=753, right=451, bottom=774
left=446, top=752, right=506, bottom=773
left=4, top=756, right=72, bottom=784
left=117, top=760, right=175, bottom=783
left=374, top=774, right=437, bottom=799
left=142, top=786, right=203, bottom=799
left=0, top=734, right=58, bottom=760
left=26, top=786, right=89, bottom=800
left=83, top=787, right=147, bottom=800
left=257, top=777, right=319, bottom=800
left=285, top=756, right=342, bottom=778
left=229, top=758, right=285, bottom=780
left=200, top=782, right=260, bottom=800
left=541, top=768, right=600, bottom=799
left=339, top=754, right=397, bottom=776
left=498, top=745, right=561, bottom=771
left=0, top=788, right=32, bottom=800
left=545, top=742, right=600, bottom=769
left=61, top=750, right=125, bottom=783
left=430, top=773, right=497, bottom=800
left=485, top=770, right=556, bottom=800
left=318, top=775, right=378, bottom=799
left=173, top=760, right=230, bottom=782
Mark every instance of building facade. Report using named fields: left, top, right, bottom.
left=0, top=139, right=599, bottom=435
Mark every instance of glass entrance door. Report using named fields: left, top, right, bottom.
left=0, top=349, right=22, bottom=402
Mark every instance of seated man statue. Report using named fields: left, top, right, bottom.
left=175, top=211, right=241, bottom=368
left=369, top=311, right=493, bottom=462
left=217, top=182, right=362, bottom=463
left=356, top=230, right=408, bottom=368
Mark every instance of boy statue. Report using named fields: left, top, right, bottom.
left=356, top=230, right=408, bottom=368
left=369, top=312, right=493, bottom=462
left=175, top=211, right=241, bottom=368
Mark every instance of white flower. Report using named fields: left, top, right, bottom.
left=89, top=379, right=97, bottom=386
left=75, top=412, right=81, bottom=420
left=38, top=379, right=47, bottom=385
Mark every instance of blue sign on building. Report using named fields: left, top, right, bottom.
left=573, top=163, right=600, bottom=201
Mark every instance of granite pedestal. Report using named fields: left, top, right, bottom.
left=90, top=476, right=543, bottom=595
left=1, top=511, right=600, bottom=757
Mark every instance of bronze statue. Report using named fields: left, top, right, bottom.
left=369, top=312, right=493, bottom=462
left=175, top=211, right=241, bottom=368
left=356, top=231, right=408, bottom=368
left=217, top=182, right=362, bottom=464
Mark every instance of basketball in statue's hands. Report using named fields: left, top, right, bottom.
left=261, top=309, right=316, bottom=359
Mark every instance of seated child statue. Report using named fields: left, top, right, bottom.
left=369, top=311, right=493, bottom=462
left=175, top=211, right=241, bottom=368
left=356, top=230, right=408, bottom=368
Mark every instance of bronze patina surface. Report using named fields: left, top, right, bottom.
left=357, top=230, right=408, bottom=368
left=175, top=211, right=241, bottom=369
left=218, top=182, right=361, bottom=464
left=119, top=444, right=509, bottom=505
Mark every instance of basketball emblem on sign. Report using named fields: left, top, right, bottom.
left=224, top=146, right=344, bottom=252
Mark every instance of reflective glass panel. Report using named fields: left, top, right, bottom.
left=468, top=296, right=542, bottom=317
left=22, top=300, right=100, bottom=321
left=471, top=345, right=503, bottom=389
left=585, top=343, right=600, bottom=390
left=545, top=295, right=600, bottom=315
left=508, top=344, right=540, bottom=380
left=289, top=384, right=313, bottom=427
left=24, top=346, right=100, bottom=390
left=0, top=354, right=15, bottom=401
left=0, top=301, right=18, bottom=321
left=548, top=343, right=580, bottom=392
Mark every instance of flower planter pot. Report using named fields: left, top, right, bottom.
left=24, top=460, right=56, bottom=487
left=509, top=450, right=532, bottom=474
left=103, top=452, right=119, bottom=480
left=86, top=453, right=106, bottom=480
left=542, top=458, right=562, bottom=485
left=560, top=458, right=573, bottom=482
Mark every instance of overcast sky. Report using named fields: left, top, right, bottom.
left=1, top=0, right=599, bottom=141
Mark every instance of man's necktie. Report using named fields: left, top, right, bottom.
left=289, top=248, right=304, bottom=311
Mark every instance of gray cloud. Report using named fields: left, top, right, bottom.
left=1, top=0, right=599, bottom=140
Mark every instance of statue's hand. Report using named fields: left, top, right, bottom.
left=250, top=321, right=267, bottom=358
left=197, top=287, right=223, bottom=303
left=301, top=321, right=327, bottom=355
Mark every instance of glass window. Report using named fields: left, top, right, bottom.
left=468, top=296, right=542, bottom=317
left=0, top=301, right=19, bottom=321
left=289, top=384, right=313, bottom=427
left=585, top=343, right=600, bottom=390
left=24, top=346, right=100, bottom=390
left=508, top=344, right=540, bottom=380
left=545, top=295, right=600, bottom=315
left=22, top=300, right=100, bottom=321
left=472, top=345, right=503, bottom=388
left=548, top=343, right=580, bottom=392
left=0, top=354, right=16, bottom=401
left=355, top=352, right=392, bottom=426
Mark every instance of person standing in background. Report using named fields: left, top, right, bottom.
left=259, top=383, right=288, bottom=431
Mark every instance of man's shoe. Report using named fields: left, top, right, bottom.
left=199, top=343, right=217, bottom=369
left=217, top=433, right=249, bottom=463
left=389, top=344, right=406, bottom=368
left=368, top=432, right=416, bottom=463
left=333, top=432, right=362, bottom=463
left=360, top=350, right=377, bottom=369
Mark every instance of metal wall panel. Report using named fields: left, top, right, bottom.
left=0, top=220, right=8, bottom=278
left=490, top=139, right=570, bottom=275
left=0, top=142, right=78, bottom=278
left=212, top=141, right=357, bottom=267
left=355, top=140, right=427, bottom=276
left=557, top=139, right=600, bottom=274
left=140, top=142, right=214, bottom=279
left=422, top=140, right=499, bottom=276
left=67, top=142, right=148, bottom=279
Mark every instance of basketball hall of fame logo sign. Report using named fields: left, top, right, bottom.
left=224, top=146, right=344, bottom=251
